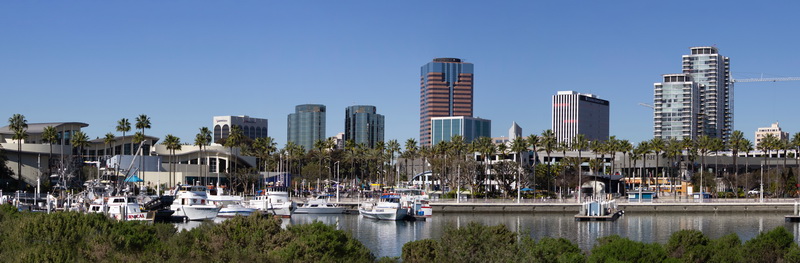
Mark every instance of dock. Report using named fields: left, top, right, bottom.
left=575, top=211, right=623, bottom=221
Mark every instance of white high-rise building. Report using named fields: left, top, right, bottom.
left=653, top=74, right=700, bottom=139
left=551, top=91, right=610, bottom=144
left=654, top=46, right=731, bottom=141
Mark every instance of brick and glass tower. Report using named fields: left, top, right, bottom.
left=419, top=58, right=474, bottom=146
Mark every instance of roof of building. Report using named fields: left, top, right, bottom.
left=0, top=122, right=89, bottom=135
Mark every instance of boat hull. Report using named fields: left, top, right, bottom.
left=359, top=207, right=408, bottom=221
left=218, top=206, right=257, bottom=217
left=172, top=205, right=220, bottom=221
left=295, top=206, right=345, bottom=214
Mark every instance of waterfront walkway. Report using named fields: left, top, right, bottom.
left=319, top=197, right=800, bottom=213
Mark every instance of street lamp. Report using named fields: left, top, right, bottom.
left=335, top=161, right=340, bottom=202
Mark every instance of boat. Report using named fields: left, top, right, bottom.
left=295, top=195, right=345, bottom=214
left=207, top=187, right=256, bottom=217
left=359, top=193, right=409, bottom=221
left=396, top=188, right=433, bottom=218
left=248, top=187, right=296, bottom=218
left=574, top=199, right=623, bottom=221
left=170, top=185, right=221, bottom=221
left=106, top=196, right=153, bottom=221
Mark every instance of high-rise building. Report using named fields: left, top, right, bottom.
left=287, top=104, right=326, bottom=151
left=420, top=58, right=474, bottom=146
left=509, top=121, right=522, bottom=140
left=552, top=91, right=610, bottom=144
left=430, top=116, right=490, bottom=146
left=654, top=46, right=731, bottom=141
left=653, top=74, right=700, bottom=140
left=212, top=116, right=268, bottom=143
left=344, top=105, right=385, bottom=148
left=755, top=122, right=789, bottom=148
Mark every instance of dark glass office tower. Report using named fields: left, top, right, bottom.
left=288, top=104, right=326, bottom=151
left=344, top=105, right=384, bottom=148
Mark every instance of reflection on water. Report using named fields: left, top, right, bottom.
left=173, top=212, right=795, bottom=259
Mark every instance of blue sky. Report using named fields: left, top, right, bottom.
left=2, top=1, right=799, bottom=146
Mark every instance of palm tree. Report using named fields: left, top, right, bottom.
left=571, top=134, right=589, bottom=198
left=758, top=133, right=778, bottom=200
left=225, top=125, right=245, bottom=183
left=606, top=136, right=621, bottom=174
left=526, top=134, right=540, bottom=195
left=8, top=114, right=28, bottom=187
left=540, top=130, right=557, bottom=195
left=792, top=132, right=800, bottom=194
left=510, top=137, right=528, bottom=202
left=41, top=126, right=58, bottom=178
left=649, top=137, right=665, bottom=193
left=115, top=118, right=131, bottom=182
left=71, top=131, right=90, bottom=182
left=103, top=133, right=116, bottom=180
left=161, top=134, right=181, bottom=186
left=635, top=141, right=650, bottom=188
left=403, top=138, right=418, bottom=183
left=664, top=138, right=682, bottom=197
left=194, top=127, right=212, bottom=185
left=696, top=135, right=712, bottom=194
left=619, top=140, right=633, bottom=190
left=729, top=130, right=745, bottom=193
left=132, top=131, right=146, bottom=181
left=135, top=114, right=151, bottom=181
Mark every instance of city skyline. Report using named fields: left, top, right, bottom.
left=2, top=2, right=800, bottom=146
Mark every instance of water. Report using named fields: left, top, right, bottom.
left=175, top=212, right=800, bottom=258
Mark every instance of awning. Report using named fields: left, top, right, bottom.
left=124, top=175, right=144, bottom=183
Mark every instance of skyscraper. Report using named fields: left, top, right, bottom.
left=654, top=46, right=731, bottom=141
left=344, top=105, right=385, bottom=148
left=552, top=91, right=610, bottom=144
left=419, top=58, right=474, bottom=146
left=287, top=104, right=326, bottom=151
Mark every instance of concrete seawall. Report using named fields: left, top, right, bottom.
left=430, top=202, right=798, bottom=213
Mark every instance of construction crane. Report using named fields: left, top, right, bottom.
left=639, top=74, right=800, bottom=109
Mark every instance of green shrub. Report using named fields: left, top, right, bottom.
left=402, top=239, right=439, bottom=263
left=665, top=229, right=710, bottom=262
left=438, top=222, right=518, bottom=262
left=743, top=226, right=797, bottom=263
left=519, top=236, right=584, bottom=263
left=588, top=235, right=668, bottom=263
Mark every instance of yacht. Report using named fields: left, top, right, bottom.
left=295, top=195, right=345, bottom=214
left=207, top=187, right=256, bottom=217
left=248, top=187, right=295, bottom=218
left=359, top=193, right=408, bottom=221
left=170, top=185, right=221, bottom=221
left=396, top=188, right=433, bottom=218
left=107, top=196, right=153, bottom=221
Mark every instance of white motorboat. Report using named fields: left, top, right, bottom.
left=295, top=195, right=345, bottom=214
left=359, top=193, right=408, bottom=221
left=107, top=196, right=153, bottom=221
left=207, top=188, right=256, bottom=217
left=170, top=185, right=221, bottom=221
left=396, top=188, right=433, bottom=218
left=248, top=187, right=296, bottom=218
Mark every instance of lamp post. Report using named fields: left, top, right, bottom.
left=760, top=160, right=764, bottom=203
left=334, top=161, right=340, bottom=202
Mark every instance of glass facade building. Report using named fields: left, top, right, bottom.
left=430, top=116, right=490, bottom=146
left=420, top=58, right=474, bottom=146
left=344, top=105, right=385, bottom=148
left=287, top=104, right=326, bottom=151
left=654, top=46, right=731, bottom=141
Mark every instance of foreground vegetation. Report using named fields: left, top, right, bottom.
left=2, top=204, right=800, bottom=262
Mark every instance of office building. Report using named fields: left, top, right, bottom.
left=755, top=122, right=789, bottom=148
left=419, top=58, right=474, bottom=146
left=212, top=115, right=268, bottom=143
left=344, top=105, right=385, bottom=148
left=653, top=74, right=700, bottom=140
left=430, top=116, right=490, bottom=146
left=654, top=46, right=731, bottom=141
left=552, top=91, right=610, bottom=144
left=288, top=104, right=326, bottom=151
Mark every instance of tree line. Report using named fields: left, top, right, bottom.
left=6, top=113, right=800, bottom=197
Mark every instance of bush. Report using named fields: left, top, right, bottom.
left=402, top=239, right=439, bottom=263
left=743, top=226, right=797, bottom=263
left=438, top=222, right=518, bottom=262
left=519, top=236, right=584, bottom=263
left=588, top=235, right=668, bottom=263
left=665, top=229, right=710, bottom=261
